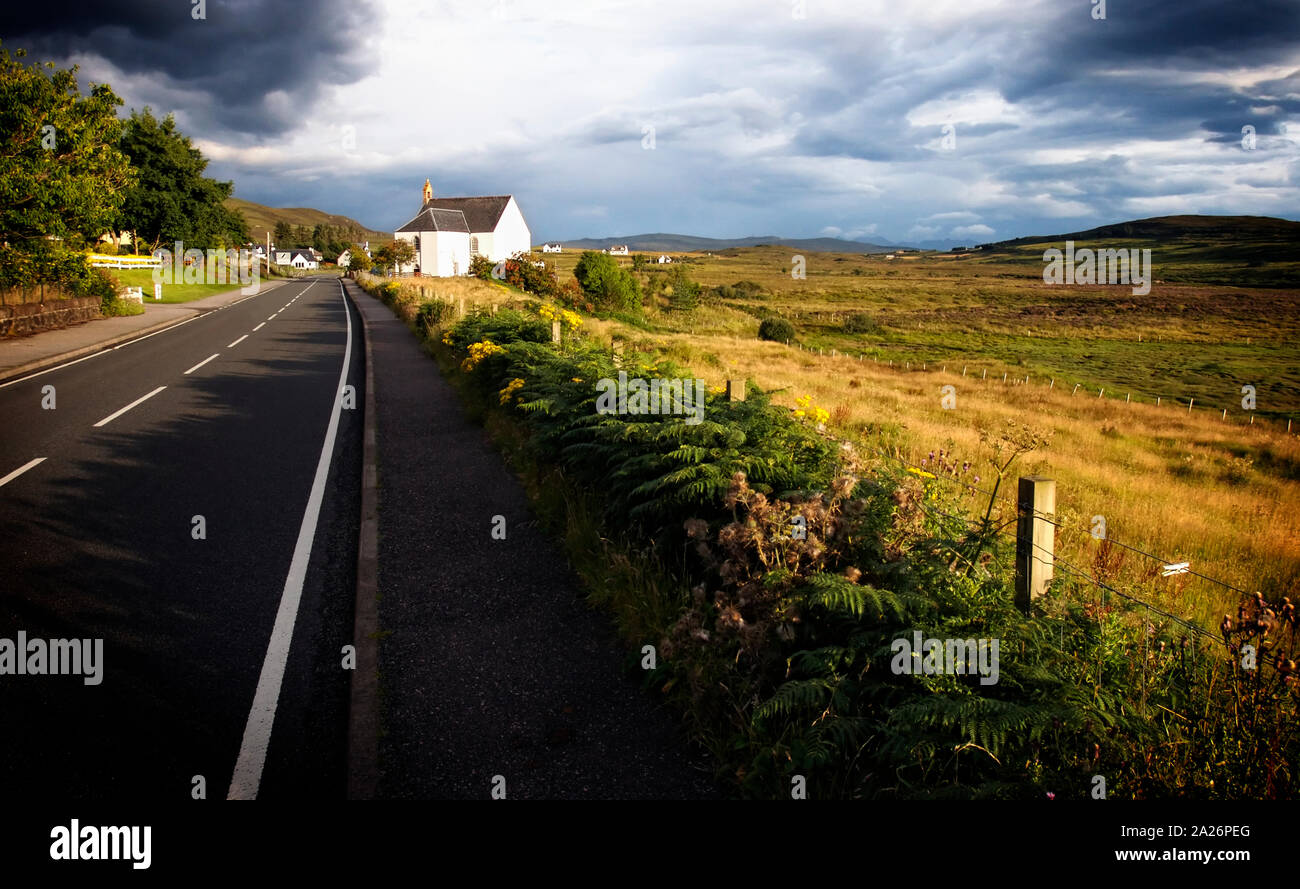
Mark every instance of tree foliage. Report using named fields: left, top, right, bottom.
left=0, top=44, right=134, bottom=246
left=573, top=250, right=641, bottom=315
left=116, top=107, right=247, bottom=251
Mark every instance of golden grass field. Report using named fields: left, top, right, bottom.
left=362, top=244, right=1300, bottom=627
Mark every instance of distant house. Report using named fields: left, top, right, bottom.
left=542, top=243, right=562, bottom=253
left=657, top=254, right=672, bottom=264
left=394, top=178, right=532, bottom=277
left=607, top=245, right=629, bottom=256
left=289, top=249, right=318, bottom=270
left=337, top=249, right=352, bottom=267
left=273, top=249, right=293, bottom=265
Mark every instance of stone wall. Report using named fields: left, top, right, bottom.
left=0, top=296, right=102, bottom=337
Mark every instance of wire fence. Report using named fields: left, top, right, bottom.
left=787, top=341, right=1297, bottom=431
left=819, top=426, right=1275, bottom=676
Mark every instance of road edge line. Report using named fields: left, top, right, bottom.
left=343, top=276, right=380, bottom=800
left=0, top=279, right=291, bottom=388
left=227, top=278, right=348, bottom=799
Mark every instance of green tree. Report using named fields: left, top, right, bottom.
left=0, top=45, right=134, bottom=305
left=667, top=265, right=701, bottom=312
left=273, top=221, right=292, bottom=245
left=116, top=108, right=247, bottom=252
left=573, top=250, right=641, bottom=314
left=389, top=239, right=415, bottom=271
left=0, top=45, right=133, bottom=247
left=343, top=243, right=371, bottom=273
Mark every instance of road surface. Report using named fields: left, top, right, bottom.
left=0, top=276, right=362, bottom=800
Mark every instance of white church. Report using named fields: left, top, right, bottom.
left=394, top=179, right=532, bottom=277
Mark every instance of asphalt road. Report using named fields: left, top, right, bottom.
left=0, top=276, right=362, bottom=801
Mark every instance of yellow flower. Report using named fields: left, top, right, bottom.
left=813, top=408, right=830, bottom=424
left=498, top=377, right=526, bottom=405
left=461, top=339, right=505, bottom=371
left=906, top=466, right=937, bottom=479
left=571, top=377, right=584, bottom=383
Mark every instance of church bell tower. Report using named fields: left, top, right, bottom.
left=422, top=178, right=433, bottom=204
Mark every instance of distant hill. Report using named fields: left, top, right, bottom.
left=226, top=197, right=390, bottom=245
left=553, top=233, right=895, bottom=254
left=977, top=214, right=1300, bottom=288
left=983, top=214, right=1300, bottom=249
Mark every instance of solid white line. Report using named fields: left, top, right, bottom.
left=253, top=322, right=266, bottom=332
left=92, top=386, right=167, bottom=428
left=184, top=353, right=219, bottom=375
left=228, top=279, right=347, bottom=800
left=227, top=335, right=248, bottom=348
left=0, top=457, right=46, bottom=488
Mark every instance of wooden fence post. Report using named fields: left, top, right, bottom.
left=725, top=379, right=746, bottom=402
left=1015, top=476, right=1056, bottom=614
left=551, top=320, right=561, bottom=344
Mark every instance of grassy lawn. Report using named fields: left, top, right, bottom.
left=112, top=267, right=258, bottom=304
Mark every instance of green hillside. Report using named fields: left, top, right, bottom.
left=977, top=214, right=1300, bottom=288
left=225, top=197, right=390, bottom=245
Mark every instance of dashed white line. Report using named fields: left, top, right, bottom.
left=184, top=353, right=219, bottom=375
left=0, top=457, right=46, bottom=489
left=228, top=335, right=248, bottom=348
left=253, top=322, right=266, bottom=332
left=92, top=386, right=166, bottom=428
left=267, top=315, right=277, bottom=321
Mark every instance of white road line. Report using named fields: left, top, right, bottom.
left=113, top=313, right=202, bottom=350
left=0, top=280, right=302, bottom=391
left=268, top=315, right=277, bottom=321
left=0, top=457, right=46, bottom=489
left=92, top=386, right=167, bottom=428
left=184, top=353, right=219, bottom=375
left=228, top=280, right=348, bottom=800
left=227, top=335, right=248, bottom=348
left=253, top=322, right=266, bottom=332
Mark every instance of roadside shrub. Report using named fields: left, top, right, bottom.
left=415, top=299, right=456, bottom=331
left=758, top=316, right=796, bottom=343
left=469, top=254, right=495, bottom=280
left=843, top=312, right=881, bottom=334
left=574, top=250, right=642, bottom=315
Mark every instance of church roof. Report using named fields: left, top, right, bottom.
left=396, top=207, right=471, bottom=233
left=414, top=195, right=513, bottom=234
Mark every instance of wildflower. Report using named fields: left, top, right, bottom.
left=906, top=466, right=936, bottom=479
left=1046, top=792, right=1055, bottom=801
left=461, top=339, right=505, bottom=371
left=498, top=377, right=525, bottom=405
left=571, top=377, right=583, bottom=383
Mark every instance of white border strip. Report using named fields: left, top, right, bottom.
left=0, top=457, right=46, bottom=488
left=92, top=386, right=167, bottom=428
left=227, top=280, right=350, bottom=800
left=184, top=353, right=219, bottom=375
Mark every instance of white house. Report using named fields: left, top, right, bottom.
left=394, top=179, right=532, bottom=277
left=273, top=249, right=293, bottom=265
left=289, top=249, right=318, bottom=270
left=337, top=249, right=351, bottom=267
left=657, top=254, right=672, bottom=264
left=542, top=243, right=563, bottom=253
left=607, top=245, right=629, bottom=256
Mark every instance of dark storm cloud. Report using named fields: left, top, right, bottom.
left=1, top=0, right=379, bottom=135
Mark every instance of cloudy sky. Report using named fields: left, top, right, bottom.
left=5, top=0, right=1299, bottom=245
